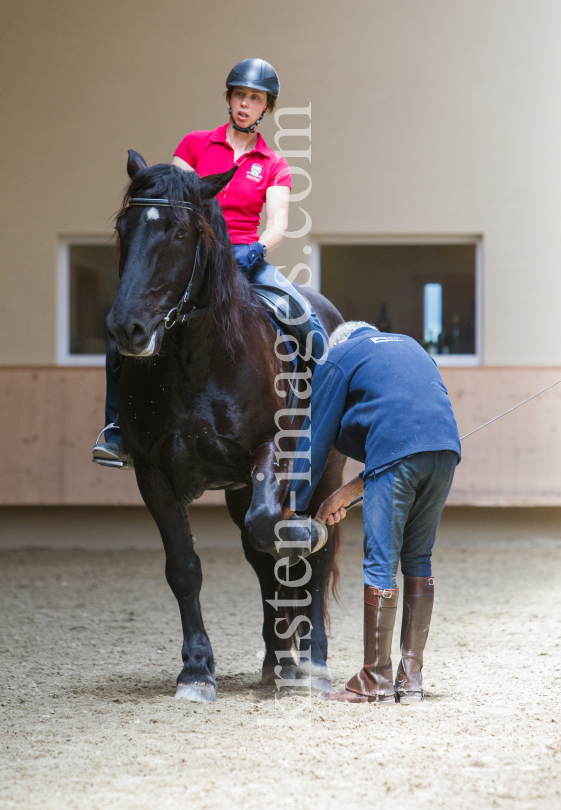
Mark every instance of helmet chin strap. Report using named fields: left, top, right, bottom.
left=229, top=106, right=266, bottom=134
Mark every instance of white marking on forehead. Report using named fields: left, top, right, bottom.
left=146, top=207, right=160, bottom=220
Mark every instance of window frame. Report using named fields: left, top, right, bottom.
left=310, top=234, right=483, bottom=367
left=57, top=234, right=117, bottom=366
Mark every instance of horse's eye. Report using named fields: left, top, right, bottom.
left=175, top=229, right=187, bottom=240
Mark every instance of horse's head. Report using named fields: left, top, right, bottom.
left=107, top=151, right=238, bottom=357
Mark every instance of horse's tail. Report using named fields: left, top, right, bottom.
left=320, top=521, right=343, bottom=634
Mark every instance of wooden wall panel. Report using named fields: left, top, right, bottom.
left=442, top=368, right=561, bottom=505
left=0, top=368, right=223, bottom=506
left=1, top=367, right=561, bottom=506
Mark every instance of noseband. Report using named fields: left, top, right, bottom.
left=127, top=197, right=210, bottom=329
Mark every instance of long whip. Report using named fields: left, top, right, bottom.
left=459, top=378, right=561, bottom=439
left=345, top=377, right=561, bottom=511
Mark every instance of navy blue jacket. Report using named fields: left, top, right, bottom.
left=288, top=326, right=461, bottom=512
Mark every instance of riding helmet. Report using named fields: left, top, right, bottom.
left=226, top=59, right=280, bottom=97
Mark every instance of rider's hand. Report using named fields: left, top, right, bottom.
left=246, top=242, right=266, bottom=271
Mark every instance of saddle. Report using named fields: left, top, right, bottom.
left=253, top=283, right=318, bottom=414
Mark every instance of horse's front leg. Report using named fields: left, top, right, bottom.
left=135, top=463, right=216, bottom=703
left=244, top=443, right=326, bottom=565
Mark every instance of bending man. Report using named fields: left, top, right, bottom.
left=284, top=321, right=461, bottom=704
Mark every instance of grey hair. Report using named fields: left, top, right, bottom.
left=328, top=321, right=378, bottom=348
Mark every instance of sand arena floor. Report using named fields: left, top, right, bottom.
left=1, top=508, right=561, bottom=810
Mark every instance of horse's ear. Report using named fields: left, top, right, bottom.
left=127, top=150, right=147, bottom=178
left=199, top=167, right=238, bottom=200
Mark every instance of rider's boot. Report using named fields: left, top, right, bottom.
left=320, top=586, right=398, bottom=703
left=394, top=576, right=434, bottom=703
left=92, top=338, right=134, bottom=470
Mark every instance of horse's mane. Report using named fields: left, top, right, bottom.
left=118, top=163, right=267, bottom=356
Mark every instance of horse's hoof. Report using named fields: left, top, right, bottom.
left=294, top=675, right=332, bottom=692
left=261, top=665, right=298, bottom=689
left=310, top=517, right=328, bottom=553
left=175, top=682, right=217, bottom=703
left=278, top=515, right=327, bottom=563
left=262, top=652, right=298, bottom=686
left=295, top=661, right=332, bottom=692
left=309, top=677, right=332, bottom=692
left=261, top=669, right=297, bottom=690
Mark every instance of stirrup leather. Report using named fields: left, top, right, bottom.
left=253, top=284, right=327, bottom=414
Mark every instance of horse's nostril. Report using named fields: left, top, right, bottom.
left=129, top=323, right=147, bottom=343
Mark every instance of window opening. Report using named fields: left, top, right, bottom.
left=319, top=242, right=479, bottom=364
left=58, top=240, right=119, bottom=365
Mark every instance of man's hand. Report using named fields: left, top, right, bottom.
left=282, top=506, right=295, bottom=521
left=316, top=492, right=350, bottom=525
left=315, top=476, right=365, bottom=525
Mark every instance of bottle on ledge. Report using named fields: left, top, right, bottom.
left=377, top=302, right=392, bottom=333
left=450, top=314, right=461, bottom=354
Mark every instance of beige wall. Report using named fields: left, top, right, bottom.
left=2, top=1, right=561, bottom=365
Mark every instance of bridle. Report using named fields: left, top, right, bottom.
left=127, top=197, right=210, bottom=329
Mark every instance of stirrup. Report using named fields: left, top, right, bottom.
left=94, top=422, right=120, bottom=446
left=92, top=423, right=134, bottom=470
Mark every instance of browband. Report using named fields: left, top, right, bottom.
left=128, top=197, right=201, bottom=213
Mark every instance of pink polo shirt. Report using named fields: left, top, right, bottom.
left=174, top=124, right=291, bottom=244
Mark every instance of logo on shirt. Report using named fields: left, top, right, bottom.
left=371, top=336, right=403, bottom=344
left=247, top=163, right=263, bottom=180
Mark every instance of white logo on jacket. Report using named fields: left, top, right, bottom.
left=370, top=336, right=403, bottom=344
left=247, top=163, right=263, bottom=180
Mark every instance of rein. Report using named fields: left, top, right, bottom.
left=127, top=197, right=210, bottom=329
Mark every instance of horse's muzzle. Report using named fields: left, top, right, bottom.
left=114, top=322, right=165, bottom=357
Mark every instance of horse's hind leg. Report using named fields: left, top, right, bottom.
left=295, top=448, right=346, bottom=690
left=241, top=538, right=334, bottom=691
left=136, top=466, right=216, bottom=703
left=295, top=542, right=335, bottom=691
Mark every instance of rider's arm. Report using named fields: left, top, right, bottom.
left=171, top=155, right=195, bottom=172
left=259, top=185, right=289, bottom=253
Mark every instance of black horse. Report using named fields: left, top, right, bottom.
left=106, top=151, right=345, bottom=703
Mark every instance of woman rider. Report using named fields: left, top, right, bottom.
left=93, top=58, right=328, bottom=468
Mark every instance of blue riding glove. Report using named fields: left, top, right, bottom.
left=240, top=242, right=267, bottom=273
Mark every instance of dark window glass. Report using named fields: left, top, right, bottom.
left=69, top=245, right=119, bottom=355
left=320, top=244, right=476, bottom=355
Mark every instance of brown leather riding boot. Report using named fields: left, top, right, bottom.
left=320, top=585, right=398, bottom=704
left=395, top=576, right=434, bottom=703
